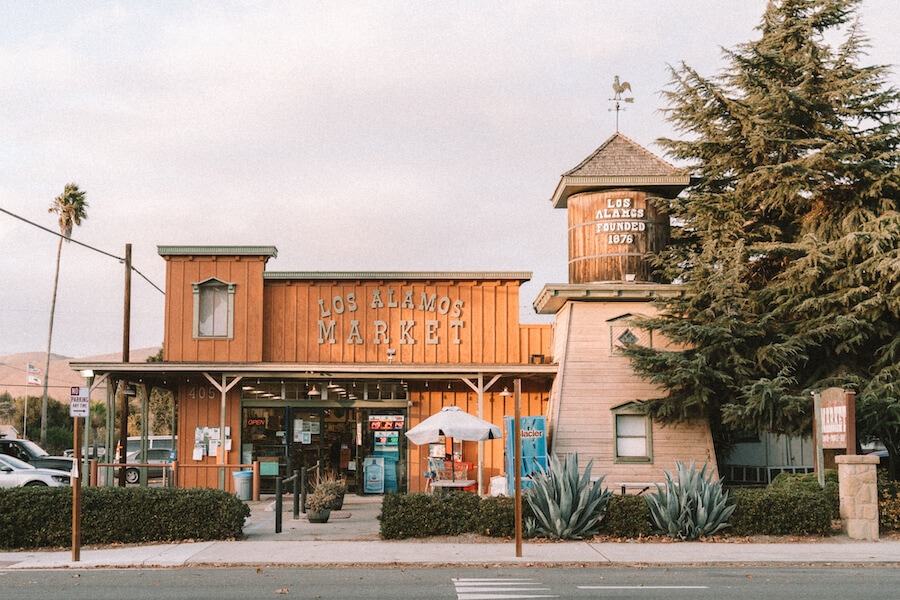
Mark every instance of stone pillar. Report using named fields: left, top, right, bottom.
left=836, top=454, right=880, bottom=540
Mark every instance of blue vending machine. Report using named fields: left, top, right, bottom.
left=504, top=415, right=548, bottom=495
left=368, top=414, right=404, bottom=493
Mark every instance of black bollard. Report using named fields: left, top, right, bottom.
left=292, top=470, right=300, bottom=520
left=275, top=475, right=283, bottom=534
left=300, top=467, right=308, bottom=514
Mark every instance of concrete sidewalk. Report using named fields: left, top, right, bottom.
left=2, top=494, right=900, bottom=569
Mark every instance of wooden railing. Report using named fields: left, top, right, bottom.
left=88, top=459, right=262, bottom=501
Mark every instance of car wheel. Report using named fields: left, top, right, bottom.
left=125, top=468, right=140, bottom=484
left=25, top=481, right=48, bottom=487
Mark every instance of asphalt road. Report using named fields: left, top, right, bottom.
left=2, top=566, right=900, bottom=599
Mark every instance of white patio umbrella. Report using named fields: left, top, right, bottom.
left=405, top=406, right=502, bottom=481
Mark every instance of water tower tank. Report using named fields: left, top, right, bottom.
left=549, top=133, right=690, bottom=284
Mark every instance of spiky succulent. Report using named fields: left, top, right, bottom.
left=524, top=452, right=612, bottom=540
left=645, top=460, right=735, bottom=540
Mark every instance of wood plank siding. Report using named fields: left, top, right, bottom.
left=567, top=190, right=669, bottom=284
left=261, top=278, right=532, bottom=364
left=162, top=253, right=268, bottom=363
left=157, top=251, right=554, bottom=493
left=548, top=301, right=716, bottom=485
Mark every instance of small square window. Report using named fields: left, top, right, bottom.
left=614, top=410, right=652, bottom=463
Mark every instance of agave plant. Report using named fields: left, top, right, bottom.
left=645, top=460, right=735, bottom=540
left=524, top=452, right=612, bottom=540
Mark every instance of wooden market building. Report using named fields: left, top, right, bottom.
left=72, top=132, right=717, bottom=497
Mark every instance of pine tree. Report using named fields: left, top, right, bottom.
left=623, top=0, right=900, bottom=462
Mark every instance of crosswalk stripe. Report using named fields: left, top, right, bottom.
left=457, top=595, right=558, bottom=600
left=453, top=577, right=558, bottom=599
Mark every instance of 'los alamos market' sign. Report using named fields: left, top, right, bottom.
left=315, top=286, right=466, bottom=346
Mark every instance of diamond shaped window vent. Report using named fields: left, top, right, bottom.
left=617, top=329, right=638, bottom=346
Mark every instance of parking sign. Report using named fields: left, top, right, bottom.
left=70, top=386, right=90, bottom=418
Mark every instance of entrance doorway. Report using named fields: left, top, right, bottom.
left=240, top=404, right=408, bottom=494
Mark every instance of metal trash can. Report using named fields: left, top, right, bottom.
left=233, top=470, right=252, bottom=501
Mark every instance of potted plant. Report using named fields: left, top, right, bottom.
left=315, top=472, right=348, bottom=511
left=305, top=487, right=336, bottom=523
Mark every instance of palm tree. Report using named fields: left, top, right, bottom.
left=40, top=183, right=88, bottom=446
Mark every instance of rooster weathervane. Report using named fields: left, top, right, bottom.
left=609, top=75, right=634, bottom=131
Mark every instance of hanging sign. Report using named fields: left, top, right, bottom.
left=820, top=387, right=856, bottom=450
left=369, top=415, right=405, bottom=430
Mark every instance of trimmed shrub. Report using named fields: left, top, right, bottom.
left=770, top=470, right=840, bottom=519
left=474, top=495, right=515, bottom=537
left=380, top=492, right=536, bottom=539
left=0, top=487, right=250, bottom=549
left=379, top=491, right=481, bottom=539
left=729, top=487, right=832, bottom=536
left=878, top=473, right=900, bottom=531
left=601, top=494, right=653, bottom=538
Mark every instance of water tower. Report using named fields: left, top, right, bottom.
left=549, top=132, right=689, bottom=284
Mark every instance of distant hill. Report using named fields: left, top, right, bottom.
left=0, top=348, right=161, bottom=402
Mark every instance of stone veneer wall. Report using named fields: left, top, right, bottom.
left=836, top=454, right=881, bottom=540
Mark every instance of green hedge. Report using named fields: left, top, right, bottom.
left=770, top=470, right=840, bottom=519
left=728, top=487, right=833, bottom=536
left=878, top=474, right=900, bottom=531
left=0, top=487, right=250, bottom=549
left=379, top=491, right=484, bottom=539
left=601, top=493, right=653, bottom=538
left=380, top=483, right=838, bottom=540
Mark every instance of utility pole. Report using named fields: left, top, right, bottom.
left=118, top=243, right=131, bottom=486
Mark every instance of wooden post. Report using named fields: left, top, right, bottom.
left=845, top=389, right=857, bottom=454
left=813, top=391, right=825, bottom=489
left=72, top=416, right=82, bottom=561
left=119, top=243, right=131, bottom=487
left=514, top=378, right=522, bottom=558
left=117, top=380, right=129, bottom=487
left=253, top=460, right=261, bottom=501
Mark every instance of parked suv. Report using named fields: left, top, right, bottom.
left=0, top=438, right=75, bottom=472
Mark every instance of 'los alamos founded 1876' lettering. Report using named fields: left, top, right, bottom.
left=595, top=197, right=645, bottom=245
left=316, top=287, right=465, bottom=346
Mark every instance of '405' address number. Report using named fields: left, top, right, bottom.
left=187, top=385, right=217, bottom=399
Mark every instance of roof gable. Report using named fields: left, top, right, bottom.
left=550, top=133, right=690, bottom=208
left=564, top=133, right=678, bottom=178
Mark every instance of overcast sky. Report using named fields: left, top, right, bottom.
left=1, top=0, right=897, bottom=358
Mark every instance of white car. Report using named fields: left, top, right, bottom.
left=0, top=454, right=71, bottom=487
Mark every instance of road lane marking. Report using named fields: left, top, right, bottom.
left=579, top=585, right=709, bottom=590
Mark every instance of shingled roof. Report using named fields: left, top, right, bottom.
left=550, top=133, right=690, bottom=208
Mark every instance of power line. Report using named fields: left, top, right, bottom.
left=0, top=206, right=165, bottom=295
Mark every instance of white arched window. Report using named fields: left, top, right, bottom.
left=193, top=278, right=235, bottom=339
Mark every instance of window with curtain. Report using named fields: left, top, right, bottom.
left=193, top=279, right=234, bottom=339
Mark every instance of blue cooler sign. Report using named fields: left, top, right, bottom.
left=504, top=416, right=549, bottom=495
